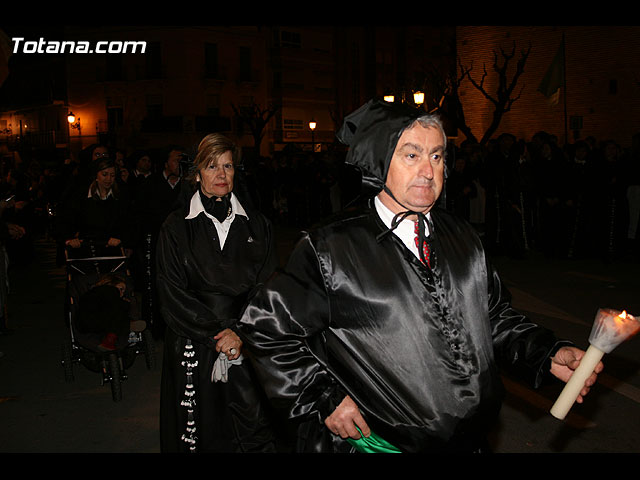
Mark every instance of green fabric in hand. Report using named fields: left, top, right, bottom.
left=346, top=427, right=401, bottom=453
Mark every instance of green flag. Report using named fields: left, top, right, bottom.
left=538, top=38, right=565, bottom=105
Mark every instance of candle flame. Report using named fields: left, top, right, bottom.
left=590, top=308, right=640, bottom=353
left=614, top=310, right=628, bottom=327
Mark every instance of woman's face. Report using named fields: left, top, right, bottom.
left=96, top=167, right=116, bottom=192
left=197, top=150, right=234, bottom=198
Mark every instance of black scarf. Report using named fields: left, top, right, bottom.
left=199, top=189, right=232, bottom=223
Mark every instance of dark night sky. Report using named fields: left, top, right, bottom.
left=0, top=26, right=69, bottom=109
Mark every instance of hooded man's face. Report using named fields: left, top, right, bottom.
left=381, top=123, right=445, bottom=216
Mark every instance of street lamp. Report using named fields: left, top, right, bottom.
left=383, top=90, right=424, bottom=108
left=309, top=119, right=316, bottom=152
left=67, top=111, right=81, bottom=135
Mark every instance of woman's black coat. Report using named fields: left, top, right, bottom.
left=156, top=194, right=278, bottom=452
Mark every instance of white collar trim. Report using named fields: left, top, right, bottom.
left=185, top=191, right=248, bottom=222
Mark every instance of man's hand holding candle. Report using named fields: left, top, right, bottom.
left=550, top=309, right=639, bottom=420
left=550, top=346, right=604, bottom=404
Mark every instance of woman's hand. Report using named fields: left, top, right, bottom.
left=106, top=237, right=122, bottom=247
left=213, top=328, right=242, bottom=360
left=65, top=238, right=82, bottom=248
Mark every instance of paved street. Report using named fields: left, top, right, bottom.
left=490, top=247, right=640, bottom=453
left=0, top=230, right=639, bottom=454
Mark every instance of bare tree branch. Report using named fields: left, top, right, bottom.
left=460, top=41, right=532, bottom=145
left=415, top=40, right=531, bottom=146
left=231, top=101, right=280, bottom=155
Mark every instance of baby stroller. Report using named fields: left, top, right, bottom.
left=60, top=239, right=156, bottom=402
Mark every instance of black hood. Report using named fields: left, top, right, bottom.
left=336, top=99, right=424, bottom=193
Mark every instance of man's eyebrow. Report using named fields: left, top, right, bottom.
left=397, top=142, right=423, bottom=153
left=397, top=143, right=445, bottom=155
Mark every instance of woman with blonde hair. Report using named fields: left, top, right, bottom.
left=156, top=133, right=278, bottom=452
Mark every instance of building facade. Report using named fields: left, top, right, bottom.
left=2, top=25, right=638, bottom=169
left=0, top=26, right=457, bottom=165
left=456, top=25, right=640, bottom=149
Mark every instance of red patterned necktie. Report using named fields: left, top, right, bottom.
left=414, top=220, right=431, bottom=268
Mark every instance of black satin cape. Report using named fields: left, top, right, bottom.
left=238, top=202, right=572, bottom=453
left=156, top=194, right=279, bottom=452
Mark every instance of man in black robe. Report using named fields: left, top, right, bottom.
left=237, top=99, right=602, bottom=453
left=132, top=145, right=185, bottom=335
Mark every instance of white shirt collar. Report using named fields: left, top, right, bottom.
left=185, top=191, right=248, bottom=222
left=88, top=185, right=113, bottom=199
left=374, top=196, right=431, bottom=234
left=374, top=196, right=431, bottom=260
left=163, top=170, right=180, bottom=188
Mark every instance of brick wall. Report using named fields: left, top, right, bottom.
left=456, top=26, right=640, bottom=148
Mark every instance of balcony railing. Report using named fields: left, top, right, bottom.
left=0, top=129, right=69, bottom=148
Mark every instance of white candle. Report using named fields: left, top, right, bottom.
left=550, top=308, right=639, bottom=420
left=550, top=344, right=604, bottom=420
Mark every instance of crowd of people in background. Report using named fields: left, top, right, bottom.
left=0, top=128, right=639, bottom=342
left=447, top=131, right=640, bottom=263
